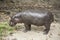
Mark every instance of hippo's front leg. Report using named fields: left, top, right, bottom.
left=24, top=23, right=31, bottom=32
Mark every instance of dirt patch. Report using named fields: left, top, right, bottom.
left=4, top=22, right=60, bottom=40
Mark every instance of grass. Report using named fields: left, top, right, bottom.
left=0, top=22, right=15, bottom=37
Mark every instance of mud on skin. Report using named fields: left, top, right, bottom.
left=9, top=9, right=54, bottom=34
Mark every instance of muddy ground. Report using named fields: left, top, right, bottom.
left=4, top=22, right=60, bottom=40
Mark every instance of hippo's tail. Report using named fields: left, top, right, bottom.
left=48, top=12, right=54, bottom=22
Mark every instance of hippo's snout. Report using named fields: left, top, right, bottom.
left=9, top=22, right=16, bottom=27
left=9, top=23, right=14, bottom=26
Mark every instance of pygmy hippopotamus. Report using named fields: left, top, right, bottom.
left=9, top=9, right=54, bottom=34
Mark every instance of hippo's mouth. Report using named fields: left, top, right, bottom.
left=9, top=22, right=16, bottom=27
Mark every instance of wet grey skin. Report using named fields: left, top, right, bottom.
left=9, top=9, right=54, bottom=34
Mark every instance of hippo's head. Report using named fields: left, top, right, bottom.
left=9, top=16, right=22, bottom=27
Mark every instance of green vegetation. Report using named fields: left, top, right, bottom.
left=0, top=22, right=15, bottom=37
left=0, top=22, right=22, bottom=40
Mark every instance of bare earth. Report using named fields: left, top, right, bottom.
left=5, top=22, right=60, bottom=40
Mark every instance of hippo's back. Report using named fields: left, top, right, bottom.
left=20, top=10, right=53, bottom=25
left=21, top=9, right=49, bottom=18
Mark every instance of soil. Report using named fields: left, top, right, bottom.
left=4, top=22, right=60, bottom=40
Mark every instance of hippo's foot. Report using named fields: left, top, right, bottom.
left=23, top=29, right=31, bottom=33
left=43, top=29, right=49, bottom=34
left=43, top=31, right=48, bottom=34
left=23, top=30, right=28, bottom=33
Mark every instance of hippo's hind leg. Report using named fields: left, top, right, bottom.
left=44, top=23, right=51, bottom=34
left=24, top=23, right=31, bottom=32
